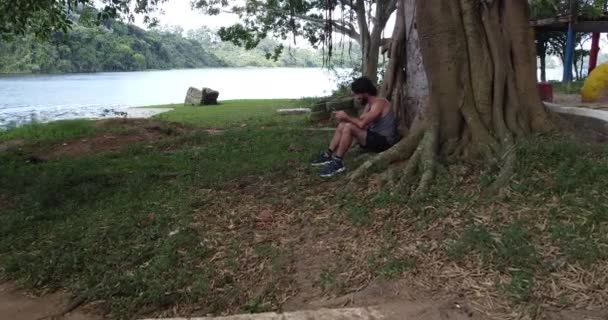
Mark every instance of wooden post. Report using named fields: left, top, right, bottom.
left=563, top=0, right=577, bottom=83
left=589, top=32, right=601, bottom=75
left=563, top=23, right=576, bottom=83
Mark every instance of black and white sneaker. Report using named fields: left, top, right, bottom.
left=310, top=152, right=332, bottom=167
left=319, top=159, right=346, bottom=178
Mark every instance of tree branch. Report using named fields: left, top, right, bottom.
left=221, top=5, right=361, bottom=43
left=295, top=14, right=360, bottom=42
left=355, top=0, right=370, bottom=40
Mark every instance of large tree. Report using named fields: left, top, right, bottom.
left=194, top=0, right=397, bottom=82
left=348, top=0, right=554, bottom=195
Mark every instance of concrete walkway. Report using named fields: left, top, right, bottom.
left=545, top=102, right=608, bottom=122
left=125, top=107, right=174, bottom=119
left=140, top=308, right=387, bottom=320
left=139, top=300, right=478, bottom=320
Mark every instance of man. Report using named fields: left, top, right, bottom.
left=311, top=77, right=399, bottom=178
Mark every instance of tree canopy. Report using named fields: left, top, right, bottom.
left=1, top=0, right=377, bottom=76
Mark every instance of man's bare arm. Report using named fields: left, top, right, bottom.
left=345, top=102, right=383, bottom=129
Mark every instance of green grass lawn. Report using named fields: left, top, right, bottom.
left=549, top=80, right=585, bottom=95
left=0, top=99, right=607, bottom=319
left=148, top=99, right=319, bottom=129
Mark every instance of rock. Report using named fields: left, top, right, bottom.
left=202, top=87, right=219, bottom=105
left=185, top=87, right=203, bottom=105
left=277, top=108, right=311, bottom=115
left=184, top=87, right=220, bottom=106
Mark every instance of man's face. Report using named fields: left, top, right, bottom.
left=353, top=92, right=368, bottom=105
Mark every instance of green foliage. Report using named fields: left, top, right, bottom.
left=531, top=0, right=607, bottom=80
left=0, top=0, right=370, bottom=73
left=500, top=271, right=535, bottom=302
left=0, top=0, right=168, bottom=39
left=0, top=21, right=360, bottom=74
left=549, top=80, right=585, bottom=94
left=0, top=21, right=225, bottom=73
left=530, top=0, right=608, bottom=20
left=377, top=257, right=415, bottom=279
left=186, top=26, right=361, bottom=69
left=0, top=119, right=97, bottom=142
left=194, top=0, right=394, bottom=71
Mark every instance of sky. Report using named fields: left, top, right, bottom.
left=134, top=0, right=608, bottom=57
left=132, top=0, right=396, bottom=48
left=137, top=0, right=241, bottom=30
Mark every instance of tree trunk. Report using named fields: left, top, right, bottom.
left=361, top=36, right=380, bottom=83
left=539, top=40, right=547, bottom=82
left=355, top=0, right=395, bottom=83
left=351, top=0, right=553, bottom=194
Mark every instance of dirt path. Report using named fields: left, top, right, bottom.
left=0, top=284, right=102, bottom=320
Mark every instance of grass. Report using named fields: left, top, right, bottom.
left=549, top=80, right=585, bottom=95
left=0, top=119, right=99, bottom=143
left=1, top=100, right=608, bottom=318
left=149, top=99, right=316, bottom=129
left=0, top=126, right=332, bottom=317
left=0, top=99, right=332, bottom=318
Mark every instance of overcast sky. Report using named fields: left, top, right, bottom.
left=131, top=0, right=396, bottom=48
left=133, top=0, right=608, bottom=57
left=138, top=0, right=240, bottom=30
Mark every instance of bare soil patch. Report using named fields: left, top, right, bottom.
left=0, top=283, right=102, bottom=320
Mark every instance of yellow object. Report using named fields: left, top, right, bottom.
left=581, top=63, right=608, bottom=102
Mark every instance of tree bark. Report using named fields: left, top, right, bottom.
left=356, top=0, right=396, bottom=83
left=539, top=40, right=547, bottom=82
left=352, top=0, right=553, bottom=193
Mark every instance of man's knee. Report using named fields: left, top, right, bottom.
left=343, top=123, right=356, bottom=134
left=337, top=122, right=346, bottom=131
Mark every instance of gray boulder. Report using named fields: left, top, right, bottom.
left=184, top=87, right=220, bottom=106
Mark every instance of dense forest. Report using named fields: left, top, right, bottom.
left=0, top=7, right=361, bottom=74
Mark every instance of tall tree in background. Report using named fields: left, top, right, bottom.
left=194, top=0, right=397, bottom=82
left=2, top=0, right=395, bottom=81
left=0, top=0, right=169, bottom=38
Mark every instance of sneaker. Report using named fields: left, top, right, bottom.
left=310, top=152, right=332, bottom=167
left=319, top=159, right=346, bottom=178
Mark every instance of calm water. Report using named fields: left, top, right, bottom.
left=0, top=67, right=568, bottom=130
left=0, top=68, right=342, bottom=129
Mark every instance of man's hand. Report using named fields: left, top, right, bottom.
left=334, top=111, right=349, bottom=122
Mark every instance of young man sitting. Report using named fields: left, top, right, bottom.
left=311, top=77, right=400, bottom=178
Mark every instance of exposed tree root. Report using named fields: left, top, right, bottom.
left=348, top=122, right=426, bottom=183
left=349, top=122, right=439, bottom=199
left=487, top=144, right=517, bottom=194
left=413, top=125, right=438, bottom=197
left=397, top=141, right=422, bottom=187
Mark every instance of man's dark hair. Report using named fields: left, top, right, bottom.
left=351, top=77, right=378, bottom=96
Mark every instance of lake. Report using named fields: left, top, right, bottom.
left=0, top=68, right=343, bottom=129
left=0, top=66, right=569, bottom=130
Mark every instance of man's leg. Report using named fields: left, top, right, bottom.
left=335, top=123, right=367, bottom=157
left=311, top=122, right=348, bottom=167
left=319, top=124, right=366, bottom=177
left=329, top=122, right=347, bottom=152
